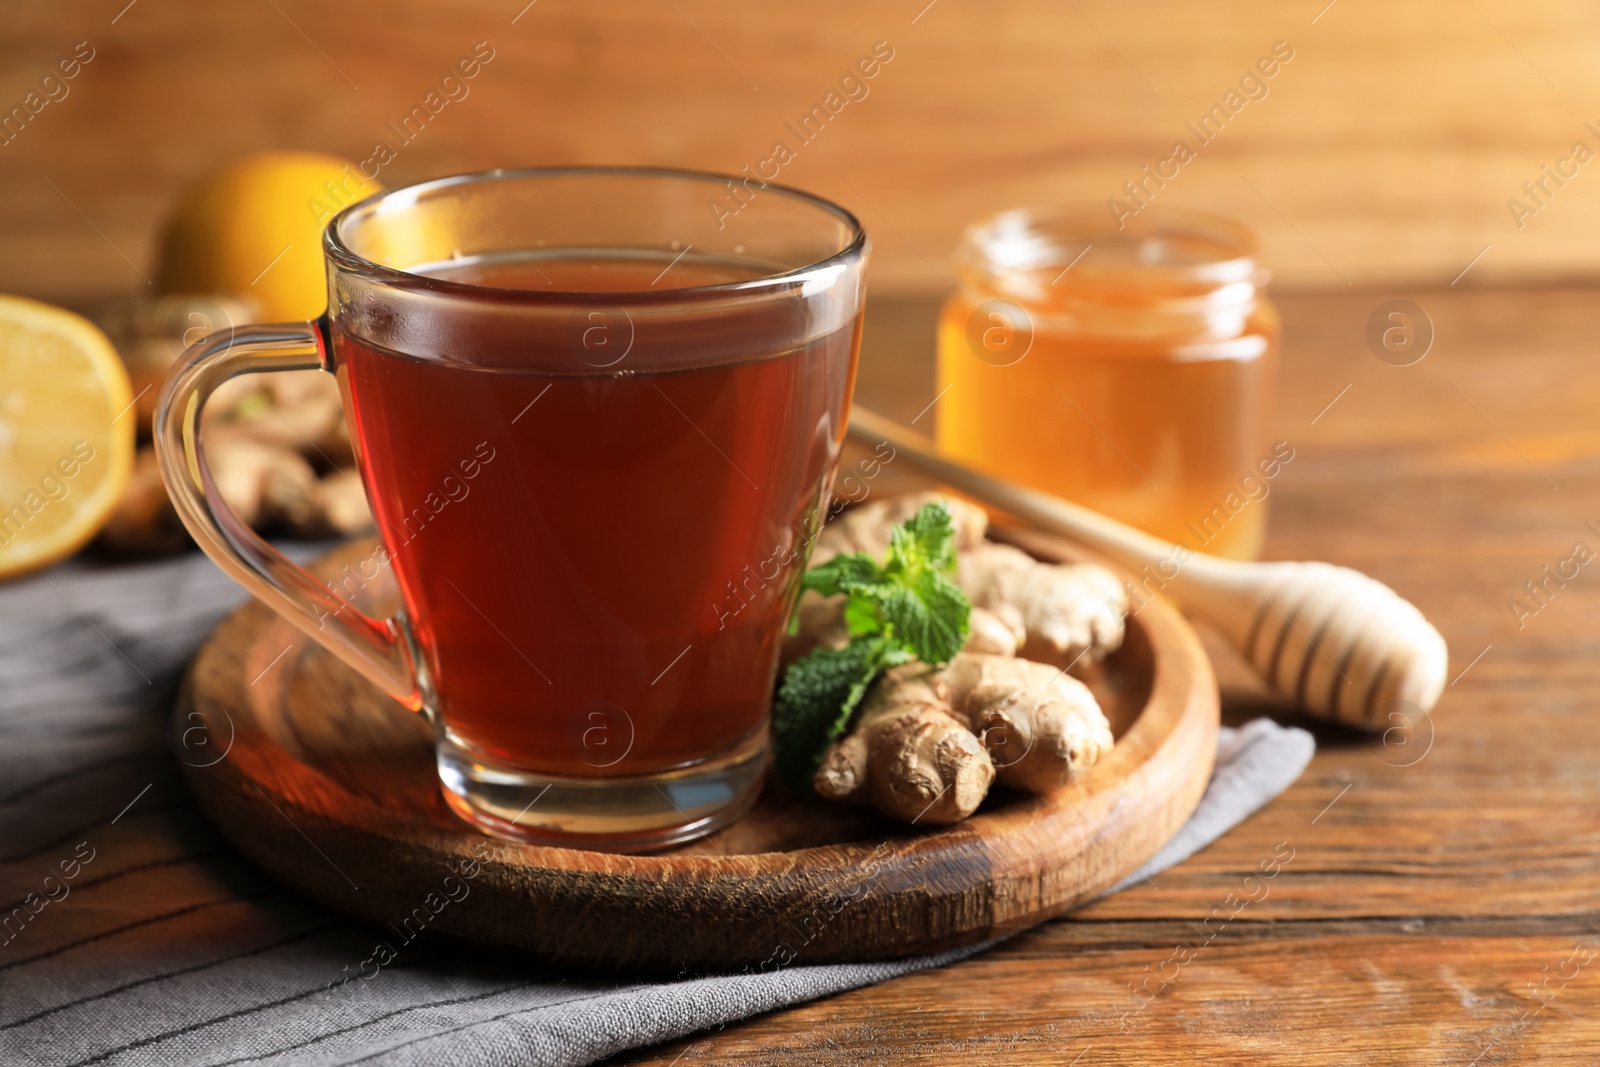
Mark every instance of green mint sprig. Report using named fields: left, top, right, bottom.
left=771, top=502, right=972, bottom=792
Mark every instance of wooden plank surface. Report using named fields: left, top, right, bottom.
left=614, top=921, right=1600, bottom=1065
left=5, top=0, right=1600, bottom=297
left=608, top=286, right=1600, bottom=1063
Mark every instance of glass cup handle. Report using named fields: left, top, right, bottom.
left=153, top=320, right=423, bottom=711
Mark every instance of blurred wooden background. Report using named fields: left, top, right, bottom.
left=2, top=0, right=1598, bottom=299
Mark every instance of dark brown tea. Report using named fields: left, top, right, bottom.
left=333, top=254, right=858, bottom=777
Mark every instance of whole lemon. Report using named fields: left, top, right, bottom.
left=156, top=152, right=379, bottom=321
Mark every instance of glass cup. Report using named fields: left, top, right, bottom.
left=155, top=167, right=868, bottom=851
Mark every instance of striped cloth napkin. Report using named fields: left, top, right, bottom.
left=0, top=549, right=1313, bottom=1067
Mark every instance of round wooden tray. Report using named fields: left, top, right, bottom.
left=176, top=528, right=1218, bottom=974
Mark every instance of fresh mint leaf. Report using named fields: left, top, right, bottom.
left=871, top=575, right=970, bottom=665
left=841, top=587, right=891, bottom=636
left=835, top=502, right=970, bottom=663
left=887, top=499, right=960, bottom=575
left=800, top=552, right=881, bottom=600
left=770, top=637, right=909, bottom=791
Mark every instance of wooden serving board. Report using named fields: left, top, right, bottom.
left=175, top=529, right=1219, bottom=974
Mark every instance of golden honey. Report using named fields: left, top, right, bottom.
left=936, top=208, right=1279, bottom=560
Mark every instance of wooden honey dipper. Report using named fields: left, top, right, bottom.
left=846, top=407, right=1449, bottom=728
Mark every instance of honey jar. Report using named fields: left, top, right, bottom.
left=936, top=207, right=1280, bottom=560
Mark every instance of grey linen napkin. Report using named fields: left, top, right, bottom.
left=0, top=550, right=1314, bottom=1067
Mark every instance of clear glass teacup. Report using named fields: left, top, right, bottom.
left=156, top=167, right=869, bottom=851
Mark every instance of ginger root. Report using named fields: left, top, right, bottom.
left=814, top=664, right=996, bottom=824
left=800, top=492, right=1124, bottom=824
left=940, top=654, right=1114, bottom=793
left=92, top=293, right=257, bottom=441
left=815, top=653, right=1112, bottom=822
left=206, top=430, right=321, bottom=531
left=810, top=491, right=989, bottom=567
left=98, top=449, right=190, bottom=556
left=958, top=542, right=1126, bottom=666
left=809, top=491, right=1128, bottom=665
left=91, top=293, right=373, bottom=555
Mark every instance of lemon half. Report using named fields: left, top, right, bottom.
left=0, top=295, right=134, bottom=579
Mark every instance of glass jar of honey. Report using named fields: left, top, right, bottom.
left=936, top=207, right=1279, bottom=560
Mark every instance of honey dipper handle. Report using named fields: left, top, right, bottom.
left=845, top=406, right=1448, bottom=727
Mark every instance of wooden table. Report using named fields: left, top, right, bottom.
left=613, top=286, right=1600, bottom=1065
